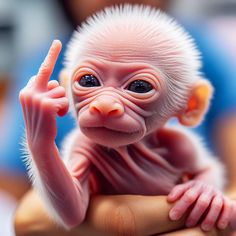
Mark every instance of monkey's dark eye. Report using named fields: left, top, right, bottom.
left=127, top=80, right=153, bottom=93
left=79, top=74, right=100, bottom=87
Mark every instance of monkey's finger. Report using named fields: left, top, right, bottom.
left=169, top=187, right=201, bottom=221
left=167, top=182, right=194, bottom=202
left=186, top=190, right=214, bottom=227
left=45, top=86, right=66, bottom=99
left=200, top=196, right=223, bottom=231
left=26, top=76, right=37, bottom=88
left=35, top=40, right=62, bottom=91
left=54, top=97, right=69, bottom=117
left=217, top=198, right=233, bottom=230
left=47, top=80, right=60, bottom=90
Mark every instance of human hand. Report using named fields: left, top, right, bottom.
left=19, top=40, right=69, bottom=150
left=167, top=180, right=234, bottom=232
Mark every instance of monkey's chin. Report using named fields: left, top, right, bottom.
left=80, top=127, right=144, bottom=148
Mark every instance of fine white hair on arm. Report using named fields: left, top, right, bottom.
left=20, top=130, right=81, bottom=230
left=168, top=125, right=226, bottom=190
left=21, top=134, right=68, bottom=228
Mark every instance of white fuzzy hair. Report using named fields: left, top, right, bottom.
left=21, top=133, right=71, bottom=229
left=64, top=4, right=203, bottom=118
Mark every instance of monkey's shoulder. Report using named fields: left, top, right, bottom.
left=145, top=127, right=199, bottom=170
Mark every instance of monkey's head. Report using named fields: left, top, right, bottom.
left=61, top=5, right=213, bottom=148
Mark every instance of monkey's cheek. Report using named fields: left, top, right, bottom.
left=80, top=127, right=144, bottom=148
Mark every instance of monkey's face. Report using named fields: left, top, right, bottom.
left=70, top=58, right=168, bottom=147
left=64, top=5, right=209, bottom=148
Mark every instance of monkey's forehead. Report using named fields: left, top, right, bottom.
left=65, top=5, right=201, bottom=78
left=80, top=33, right=159, bottom=63
left=67, top=27, right=197, bottom=70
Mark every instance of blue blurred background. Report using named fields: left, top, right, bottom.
left=0, top=0, right=236, bottom=235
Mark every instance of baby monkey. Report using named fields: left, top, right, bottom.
left=20, top=5, right=235, bottom=232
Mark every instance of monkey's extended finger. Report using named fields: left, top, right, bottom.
left=201, top=196, right=223, bottom=231
left=217, top=198, right=233, bottom=230
left=45, top=86, right=66, bottom=99
left=26, top=76, right=37, bottom=88
left=47, top=80, right=60, bottom=90
left=36, top=40, right=62, bottom=91
left=186, top=191, right=214, bottom=227
left=169, top=187, right=200, bottom=221
left=167, top=182, right=194, bottom=202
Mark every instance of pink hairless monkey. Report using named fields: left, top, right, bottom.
left=19, top=5, right=236, bottom=232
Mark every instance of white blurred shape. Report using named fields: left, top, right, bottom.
left=207, top=16, right=236, bottom=60
left=0, top=191, right=17, bottom=236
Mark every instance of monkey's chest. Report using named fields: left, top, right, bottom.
left=88, top=143, right=183, bottom=195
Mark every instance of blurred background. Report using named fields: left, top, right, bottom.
left=0, top=0, right=236, bottom=235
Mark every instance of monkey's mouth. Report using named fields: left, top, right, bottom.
left=81, top=126, right=143, bottom=147
left=82, top=126, right=140, bottom=136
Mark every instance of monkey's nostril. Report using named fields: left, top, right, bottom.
left=108, top=103, right=124, bottom=117
left=89, top=101, right=102, bottom=114
left=89, top=105, right=101, bottom=114
left=108, top=109, right=121, bottom=117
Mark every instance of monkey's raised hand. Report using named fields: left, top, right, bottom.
left=167, top=180, right=234, bottom=232
left=19, top=40, right=69, bottom=150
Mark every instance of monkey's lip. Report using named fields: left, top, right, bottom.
left=81, top=126, right=140, bottom=135
left=81, top=126, right=143, bottom=147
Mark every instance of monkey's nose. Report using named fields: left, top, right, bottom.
left=89, top=96, right=124, bottom=117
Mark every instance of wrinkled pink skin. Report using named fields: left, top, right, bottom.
left=19, top=40, right=236, bottom=231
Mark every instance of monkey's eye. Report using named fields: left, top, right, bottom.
left=127, top=80, right=153, bottom=93
left=78, top=74, right=100, bottom=87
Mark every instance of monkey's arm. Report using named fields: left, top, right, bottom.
left=25, top=143, right=90, bottom=229
left=19, top=40, right=90, bottom=229
left=165, top=127, right=234, bottom=232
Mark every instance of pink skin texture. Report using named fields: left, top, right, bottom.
left=19, top=5, right=235, bottom=231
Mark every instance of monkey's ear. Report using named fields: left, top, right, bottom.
left=177, top=79, right=213, bottom=127
left=59, top=69, right=69, bottom=91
